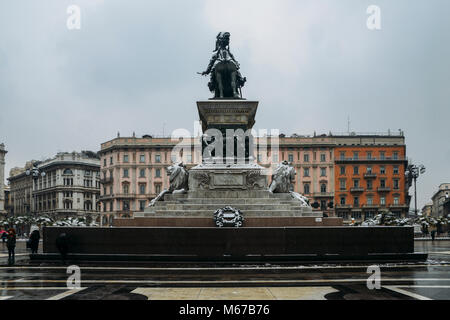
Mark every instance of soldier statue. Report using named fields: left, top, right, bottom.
left=199, top=32, right=246, bottom=99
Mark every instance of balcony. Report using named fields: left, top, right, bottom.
left=364, top=173, right=377, bottom=179
left=350, top=187, right=364, bottom=193
left=100, top=177, right=113, bottom=184
left=389, top=204, right=408, bottom=209
left=377, top=187, right=391, bottom=192
left=335, top=204, right=352, bottom=209
left=363, top=204, right=380, bottom=209
left=312, top=192, right=334, bottom=197
left=336, top=157, right=407, bottom=163
left=115, top=193, right=135, bottom=199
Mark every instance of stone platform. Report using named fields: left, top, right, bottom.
left=38, top=226, right=426, bottom=263
left=125, top=188, right=337, bottom=227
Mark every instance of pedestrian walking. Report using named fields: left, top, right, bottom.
left=1, top=230, right=7, bottom=243
left=55, top=233, right=69, bottom=264
left=6, top=228, right=16, bottom=265
left=29, top=229, right=40, bottom=254
left=430, top=224, right=437, bottom=241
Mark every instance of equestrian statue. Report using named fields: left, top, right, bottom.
left=198, top=32, right=246, bottom=99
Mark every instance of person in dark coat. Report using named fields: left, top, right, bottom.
left=55, top=233, right=69, bottom=264
left=1, top=231, right=7, bottom=243
left=6, top=228, right=16, bottom=265
left=29, top=230, right=40, bottom=254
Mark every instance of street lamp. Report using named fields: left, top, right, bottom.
left=25, top=163, right=46, bottom=217
left=405, top=163, right=426, bottom=217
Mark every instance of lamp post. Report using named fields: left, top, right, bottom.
left=405, top=164, right=426, bottom=217
left=25, top=163, right=46, bottom=218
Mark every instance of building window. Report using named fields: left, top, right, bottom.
left=103, top=158, right=106, bottom=166
left=320, top=184, right=327, bottom=193
left=339, top=152, right=345, bottom=160
left=340, top=179, right=346, bottom=191
left=155, top=169, right=161, bottom=178
left=354, top=197, right=359, bottom=207
left=380, top=197, right=386, bottom=205
left=123, top=201, right=130, bottom=211
left=380, top=151, right=385, bottom=160
left=380, top=166, right=386, bottom=175
left=155, top=184, right=161, bottom=194
left=340, top=166, right=345, bottom=175
left=155, top=154, right=161, bottom=163
left=320, top=200, right=327, bottom=210
left=353, top=179, right=360, bottom=188
left=320, top=154, right=326, bottom=162
left=123, top=154, right=129, bottom=163
left=380, top=179, right=386, bottom=188
left=393, top=179, right=399, bottom=190
left=257, top=154, right=262, bottom=162
left=123, top=184, right=129, bottom=194
left=63, top=168, right=73, bottom=175
left=367, top=151, right=372, bottom=159
left=140, top=154, right=145, bottom=163
left=272, top=153, right=279, bottom=163
left=340, top=197, right=346, bottom=205
left=366, top=166, right=372, bottom=174
left=303, top=184, right=310, bottom=194
left=304, top=154, right=310, bottom=162
left=394, top=197, right=399, bottom=205
left=110, top=157, right=113, bottom=165
left=393, top=166, right=399, bottom=175
left=303, top=168, right=310, bottom=177
left=353, top=152, right=359, bottom=160
left=367, top=197, right=373, bottom=205
left=320, top=168, right=326, bottom=177
left=393, top=152, right=398, bottom=160
left=123, top=169, right=129, bottom=178
left=288, top=154, right=294, bottom=162
left=367, top=180, right=373, bottom=190
left=353, top=166, right=359, bottom=175
left=139, top=200, right=146, bottom=211
left=139, top=184, right=146, bottom=195
left=139, top=169, right=145, bottom=178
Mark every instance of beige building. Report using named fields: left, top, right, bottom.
left=99, top=132, right=409, bottom=223
left=421, top=202, right=433, bottom=217
left=431, top=183, right=450, bottom=217
left=0, top=143, right=7, bottom=214
left=8, top=151, right=100, bottom=221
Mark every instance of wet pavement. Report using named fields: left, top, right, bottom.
left=1, top=240, right=450, bottom=300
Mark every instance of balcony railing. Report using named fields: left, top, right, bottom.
left=337, top=157, right=407, bottom=162
left=350, top=187, right=364, bottom=193
left=312, top=192, right=334, bottom=197
left=364, top=173, right=377, bottom=179
left=377, top=187, right=391, bottom=192
left=100, top=177, right=113, bottom=184
left=335, top=204, right=352, bottom=209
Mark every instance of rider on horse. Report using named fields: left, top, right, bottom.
left=199, top=32, right=246, bottom=99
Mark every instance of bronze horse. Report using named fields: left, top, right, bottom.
left=199, top=32, right=246, bottom=99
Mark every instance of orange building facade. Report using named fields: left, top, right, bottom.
left=334, top=142, right=410, bottom=223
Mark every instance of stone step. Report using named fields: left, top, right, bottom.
left=162, top=204, right=297, bottom=211
left=146, top=209, right=310, bottom=217
left=157, top=198, right=301, bottom=205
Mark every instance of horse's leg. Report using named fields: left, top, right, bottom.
left=216, top=71, right=224, bottom=98
left=230, top=70, right=240, bottom=98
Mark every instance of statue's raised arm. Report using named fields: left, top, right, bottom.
left=198, top=32, right=246, bottom=99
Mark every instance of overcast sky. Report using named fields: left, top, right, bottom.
left=0, top=0, right=449, bottom=209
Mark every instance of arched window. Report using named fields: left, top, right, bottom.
left=321, top=183, right=327, bottom=193
left=63, top=168, right=73, bottom=175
